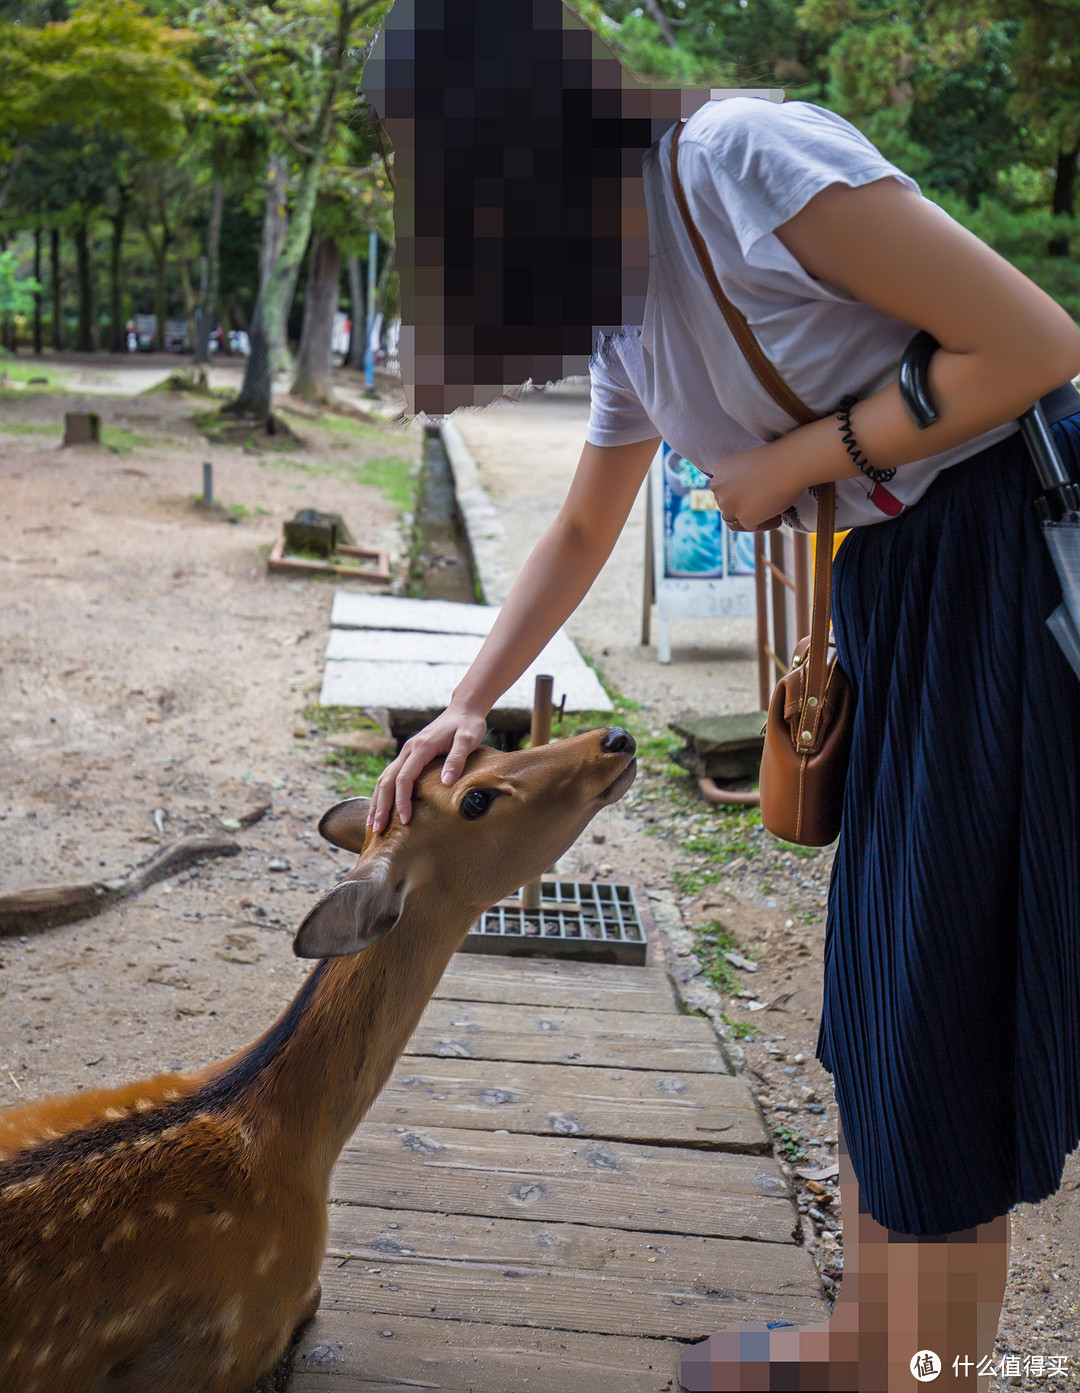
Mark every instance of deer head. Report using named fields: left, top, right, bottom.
left=293, top=725, right=637, bottom=959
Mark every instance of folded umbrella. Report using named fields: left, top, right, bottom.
left=899, top=329, right=1080, bottom=681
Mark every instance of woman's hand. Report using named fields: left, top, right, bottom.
left=708, top=446, right=801, bottom=531
left=367, top=437, right=660, bottom=836
left=368, top=701, right=489, bottom=833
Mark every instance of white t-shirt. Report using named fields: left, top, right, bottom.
left=585, top=97, right=1019, bottom=531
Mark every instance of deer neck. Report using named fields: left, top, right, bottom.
left=244, top=887, right=471, bottom=1188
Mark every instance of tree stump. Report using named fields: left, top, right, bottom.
left=63, top=412, right=101, bottom=446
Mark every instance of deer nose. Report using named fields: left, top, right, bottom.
left=601, top=727, right=636, bottom=755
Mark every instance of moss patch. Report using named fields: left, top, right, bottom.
left=303, top=704, right=397, bottom=799
left=690, top=919, right=758, bottom=995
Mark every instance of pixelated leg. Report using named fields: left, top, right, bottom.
left=679, top=1120, right=1010, bottom=1392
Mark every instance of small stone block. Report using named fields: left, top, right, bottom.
left=324, top=731, right=398, bottom=757
left=284, top=512, right=338, bottom=557
left=668, top=713, right=769, bottom=751
left=668, top=711, right=768, bottom=780
left=63, top=412, right=101, bottom=446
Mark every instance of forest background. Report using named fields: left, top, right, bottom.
left=0, top=0, right=1077, bottom=431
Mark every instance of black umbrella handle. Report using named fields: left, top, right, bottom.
left=897, top=329, right=1080, bottom=521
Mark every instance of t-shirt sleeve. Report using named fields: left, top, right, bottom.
left=680, top=98, right=922, bottom=263
left=586, top=332, right=659, bottom=447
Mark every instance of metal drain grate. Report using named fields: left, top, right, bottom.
left=465, top=880, right=646, bottom=965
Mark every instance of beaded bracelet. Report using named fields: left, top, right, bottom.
left=836, top=394, right=896, bottom=485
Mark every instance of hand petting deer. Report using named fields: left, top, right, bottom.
left=0, top=727, right=636, bottom=1393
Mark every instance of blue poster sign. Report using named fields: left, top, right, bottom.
left=661, top=442, right=755, bottom=579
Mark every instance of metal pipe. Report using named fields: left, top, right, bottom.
left=754, top=531, right=770, bottom=711
left=697, top=777, right=760, bottom=807
left=522, top=674, right=555, bottom=909
left=364, top=230, right=377, bottom=392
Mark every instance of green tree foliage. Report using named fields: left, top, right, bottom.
left=574, top=1, right=1079, bottom=320
left=181, top=0, right=391, bottom=421
left=0, top=0, right=1075, bottom=379
left=0, top=248, right=40, bottom=317
left=0, top=0, right=205, bottom=163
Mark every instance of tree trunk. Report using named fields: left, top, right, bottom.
left=260, top=153, right=289, bottom=298
left=228, top=154, right=329, bottom=421
left=33, top=227, right=42, bottom=355
left=194, top=179, right=224, bottom=366
left=347, top=252, right=364, bottom=369
left=226, top=294, right=247, bottom=332
left=178, top=253, right=197, bottom=357
left=75, top=221, right=93, bottom=352
left=642, top=0, right=677, bottom=47
left=89, top=228, right=101, bottom=352
left=108, top=194, right=127, bottom=353
left=226, top=154, right=292, bottom=418
left=153, top=248, right=168, bottom=352
left=1049, top=138, right=1080, bottom=256
left=291, top=234, right=341, bottom=404
left=224, top=0, right=352, bottom=426
left=50, top=227, right=62, bottom=351
left=261, top=152, right=291, bottom=369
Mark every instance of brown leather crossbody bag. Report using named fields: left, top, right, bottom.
left=670, top=118, right=853, bottom=845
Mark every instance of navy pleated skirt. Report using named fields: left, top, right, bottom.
left=816, top=411, right=1080, bottom=1237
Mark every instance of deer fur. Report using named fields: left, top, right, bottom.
left=0, top=728, right=636, bottom=1393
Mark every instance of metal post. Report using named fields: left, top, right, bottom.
left=522, top=674, right=554, bottom=910
left=793, top=530, right=811, bottom=642
left=754, top=531, right=770, bottom=710
left=769, top=530, right=789, bottom=670
left=202, top=462, right=214, bottom=507
left=641, top=474, right=654, bottom=646
left=364, top=230, right=377, bottom=392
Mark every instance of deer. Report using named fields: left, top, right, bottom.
left=0, top=725, right=637, bottom=1393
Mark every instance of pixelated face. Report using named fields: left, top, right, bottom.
left=361, top=0, right=714, bottom=415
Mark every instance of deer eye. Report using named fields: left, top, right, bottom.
left=460, top=788, right=495, bottom=820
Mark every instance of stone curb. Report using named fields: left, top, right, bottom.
left=645, top=887, right=748, bottom=1076
left=438, top=417, right=507, bottom=605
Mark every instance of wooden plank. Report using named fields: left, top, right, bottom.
left=435, top=955, right=679, bottom=1014
left=268, top=535, right=390, bottom=582
left=317, top=1205, right=827, bottom=1339
left=408, top=1000, right=727, bottom=1073
left=291, top=1309, right=683, bottom=1393
left=371, top=1058, right=769, bottom=1151
left=333, top=1123, right=795, bottom=1242
left=419, top=999, right=702, bottom=1040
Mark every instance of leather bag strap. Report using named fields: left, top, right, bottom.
left=669, top=117, right=835, bottom=747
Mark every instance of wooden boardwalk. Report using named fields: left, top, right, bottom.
left=290, top=953, right=828, bottom=1392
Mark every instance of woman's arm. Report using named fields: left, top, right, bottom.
left=367, top=433, right=661, bottom=832
left=709, top=176, right=1080, bottom=530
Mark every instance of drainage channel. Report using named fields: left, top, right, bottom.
left=401, top=428, right=647, bottom=965
left=410, top=425, right=480, bottom=604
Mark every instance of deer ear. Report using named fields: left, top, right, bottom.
left=293, top=866, right=405, bottom=959
left=317, top=797, right=372, bottom=854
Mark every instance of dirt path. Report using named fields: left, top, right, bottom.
left=0, top=364, right=417, bottom=1095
